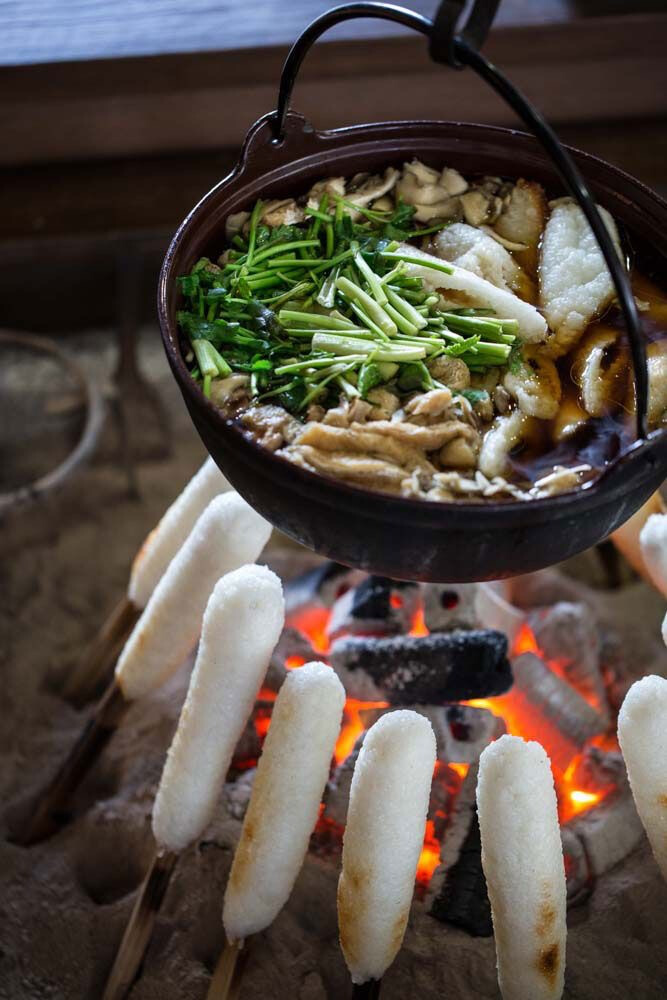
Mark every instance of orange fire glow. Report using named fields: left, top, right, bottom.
left=409, top=605, right=430, bottom=637
left=334, top=698, right=390, bottom=764
left=416, top=819, right=441, bottom=887
left=261, top=601, right=613, bottom=888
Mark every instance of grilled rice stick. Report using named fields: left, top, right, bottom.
left=103, top=565, right=284, bottom=1000
left=129, top=457, right=231, bottom=607
left=223, top=661, right=345, bottom=941
left=477, top=735, right=566, bottom=1000
left=639, top=511, right=667, bottom=596
left=398, top=243, right=548, bottom=343
left=64, top=456, right=231, bottom=704
left=18, top=492, right=271, bottom=845
left=618, top=675, right=667, bottom=880
left=116, top=492, right=271, bottom=700
left=539, top=198, right=623, bottom=359
left=337, top=710, right=436, bottom=986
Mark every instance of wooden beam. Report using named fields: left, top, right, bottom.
left=2, top=14, right=666, bottom=166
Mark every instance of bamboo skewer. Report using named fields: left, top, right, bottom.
left=101, top=566, right=285, bottom=1000
left=209, top=662, right=346, bottom=998
left=62, top=457, right=230, bottom=706
left=352, top=981, right=382, bottom=999
left=17, top=494, right=273, bottom=846
left=63, top=595, right=140, bottom=706
left=16, top=679, right=128, bottom=845
left=206, top=938, right=247, bottom=1000
left=102, top=849, right=179, bottom=1000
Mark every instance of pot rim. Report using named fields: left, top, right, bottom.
left=158, top=117, right=667, bottom=524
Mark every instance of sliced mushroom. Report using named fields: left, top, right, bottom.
left=552, top=390, right=589, bottom=443
left=539, top=197, right=624, bottom=358
left=427, top=357, right=471, bottom=391
left=503, top=348, right=561, bottom=419
left=431, top=223, right=524, bottom=292
left=210, top=374, right=250, bottom=408
left=479, top=409, right=532, bottom=478
left=225, top=211, right=250, bottom=241
left=307, top=176, right=346, bottom=210
left=439, top=434, right=479, bottom=469
left=460, top=190, right=492, bottom=227
left=396, top=160, right=463, bottom=223
left=344, top=167, right=399, bottom=219
left=572, top=324, right=629, bottom=417
left=261, top=199, right=305, bottom=227
left=626, top=342, right=667, bottom=428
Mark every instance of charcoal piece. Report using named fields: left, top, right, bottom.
left=422, top=583, right=479, bottom=632
left=326, top=576, right=419, bottom=640
left=329, top=630, right=512, bottom=703
left=528, top=601, right=609, bottom=717
left=283, top=561, right=363, bottom=616
left=429, top=809, right=492, bottom=936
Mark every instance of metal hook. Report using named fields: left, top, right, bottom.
left=271, top=0, right=649, bottom=440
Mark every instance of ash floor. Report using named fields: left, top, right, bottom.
left=1, top=326, right=666, bottom=1000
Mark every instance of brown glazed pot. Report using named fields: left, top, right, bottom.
left=158, top=114, right=667, bottom=582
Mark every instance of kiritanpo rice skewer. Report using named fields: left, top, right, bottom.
left=208, top=661, right=345, bottom=1000
left=338, top=710, right=436, bottom=998
left=610, top=490, right=665, bottom=589
left=102, top=564, right=285, bottom=1000
left=477, top=735, right=567, bottom=1000
left=617, top=675, right=667, bottom=880
left=64, top=457, right=230, bottom=704
left=638, top=509, right=667, bottom=597
left=17, top=492, right=271, bottom=845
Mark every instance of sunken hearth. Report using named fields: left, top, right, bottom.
left=232, top=553, right=663, bottom=936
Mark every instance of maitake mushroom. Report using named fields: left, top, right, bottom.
left=396, top=160, right=467, bottom=223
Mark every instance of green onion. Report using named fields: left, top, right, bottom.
left=335, top=276, right=397, bottom=337
left=192, top=339, right=232, bottom=378
left=312, top=332, right=425, bottom=362
left=380, top=251, right=454, bottom=275
left=353, top=249, right=388, bottom=306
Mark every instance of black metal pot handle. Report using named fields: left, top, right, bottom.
left=272, top=0, right=649, bottom=440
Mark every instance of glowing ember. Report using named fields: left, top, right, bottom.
left=416, top=819, right=441, bottom=888
left=253, top=587, right=616, bottom=893
left=448, top=762, right=470, bottom=780
left=334, top=699, right=389, bottom=765
left=513, top=621, right=540, bottom=655
left=409, top=606, right=430, bottom=637
left=289, top=606, right=330, bottom=653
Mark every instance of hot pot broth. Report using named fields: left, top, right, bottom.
left=177, top=161, right=667, bottom=503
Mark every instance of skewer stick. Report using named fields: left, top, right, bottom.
left=18, top=494, right=272, bottom=845
left=62, top=457, right=230, bottom=705
left=351, top=980, right=382, bottom=999
left=102, top=566, right=285, bottom=999
left=206, top=938, right=248, bottom=1000
left=102, top=849, right=178, bottom=1000
left=63, top=595, right=140, bottom=706
left=213, top=663, right=345, bottom=996
left=16, top=679, right=128, bottom=845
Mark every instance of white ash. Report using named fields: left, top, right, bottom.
left=528, top=601, right=610, bottom=717
left=422, top=583, right=479, bottom=632
left=567, top=778, right=645, bottom=880
left=511, top=653, right=607, bottom=771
